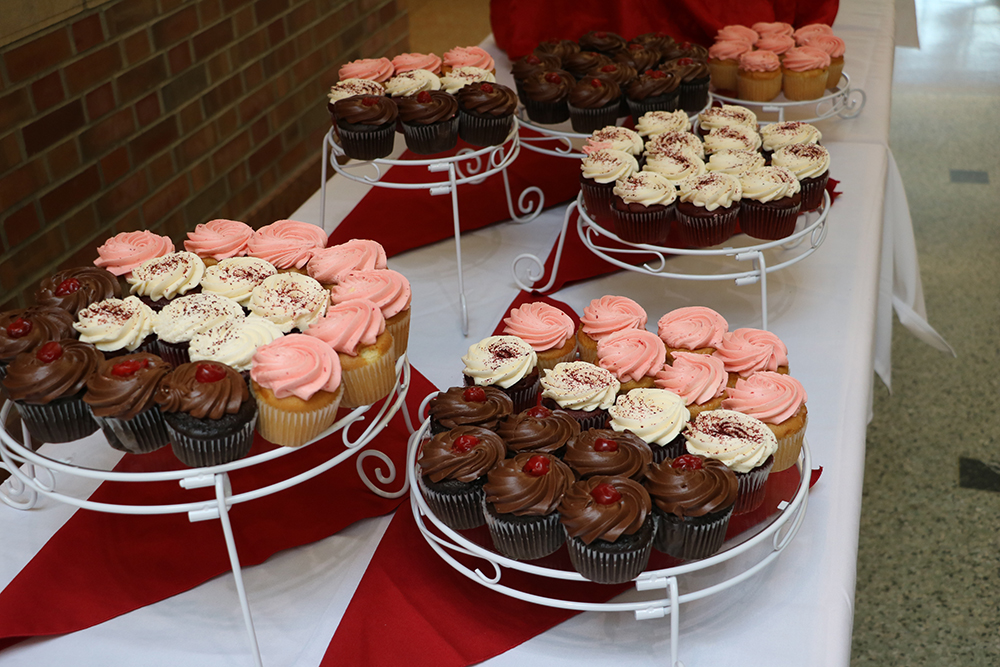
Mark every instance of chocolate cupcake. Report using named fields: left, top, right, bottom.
left=417, top=425, right=507, bottom=530
left=73, top=296, right=157, bottom=359
left=0, top=306, right=76, bottom=378
left=675, top=172, right=743, bottom=247
left=428, top=385, right=515, bottom=434
left=534, top=39, right=581, bottom=61
left=84, top=352, right=172, bottom=453
left=483, top=451, right=576, bottom=560
left=660, top=57, right=711, bottom=112
left=396, top=90, right=459, bottom=155
left=520, top=70, right=576, bottom=124
left=771, top=143, right=830, bottom=212
left=126, top=251, right=206, bottom=312
left=496, top=404, right=580, bottom=457
left=568, top=76, right=622, bottom=134
left=615, top=43, right=663, bottom=74
left=462, top=335, right=540, bottom=413
left=456, top=81, right=517, bottom=146
left=154, top=292, right=245, bottom=367
left=326, top=79, right=386, bottom=125
left=611, top=170, right=678, bottom=245
left=626, top=69, right=681, bottom=122
left=579, top=30, right=626, bottom=56
left=562, top=51, right=613, bottom=79
left=511, top=52, right=562, bottom=98
left=629, top=32, right=676, bottom=55
left=563, top=428, right=653, bottom=481
left=588, top=62, right=637, bottom=116
left=580, top=148, right=639, bottom=230
left=35, top=267, right=123, bottom=317
left=332, top=94, right=399, bottom=161
left=738, top=166, right=803, bottom=240
left=608, top=387, right=690, bottom=463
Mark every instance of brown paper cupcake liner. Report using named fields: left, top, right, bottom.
left=568, top=100, right=622, bottom=134
left=167, top=415, right=257, bottom=468
left=579, top=178, right=617, bottom=230
left=402, top=116, right=460, bottom=155
left=522, top=97, right=571, bottom=125
left=93, top=407, right=170, bottom=454
left=418, top=474, right=486, bottom=531
left=483, top=500, right=565, bottom=561
left=676, top=204, right=740, bottom=247
left=739, top=197, right=802, bottom=240
left=458, top=111, right=514, bottom=147
left=612, top=205, right=674, bottom=245
left=653, top=504, right=734, bottom=560
left=677, top=77, right=711, bottom=113
left=156, top=339, right=191, bottom=368
left=799, top=173, right=829, bottom=212
left=337, top=122, right=396, bottom=161
left=16, top=395, right=99, bottom=444
left=733, top=455, right=775, bottom=515
left=564, top=517, right=655, bottom=584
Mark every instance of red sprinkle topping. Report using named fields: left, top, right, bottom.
left=452, top=434, right=479, bottom=453
left=544, top=72, right=562, bottom=84
left=416, top=91, right=433, bottom=104
left=6, top=317, right=32, bottom=338
left=601, top=65, right=617, bottom=72
left=54, top=277, right=82, bottom=295
left=593, top=437, right=619, bottom=453
left=522, top=454, right=551, bottom=476
left=361, top=96, right=380, bottom=107
left=111, top=358, right=150, bottom=377
left=36, top=341, right=63, bottom=363
left=590, top=78, right=604, bottom=87
left=526, top=405, right=552, bottom=419
left=591, top=482, right=622, bottom=505
left=462, top=386, right=487, bottom=402
left=480, top=83, right=494, bottom=93
left=672, top=454, right=704, bottom=470
left=195, top=363, right=227, bottom=383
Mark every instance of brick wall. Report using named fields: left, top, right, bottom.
left=0, top=0, right=409, bottom=310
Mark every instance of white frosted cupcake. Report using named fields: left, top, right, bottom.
left=580, top=148, right=640, bottom=230
left=440, top=66, right=495, bottom=94
left=642, top=150, right=707, bottom=187
left=634, top=110, right=691, bottom=138
left=540, top=361, right=620, bottom=430
left=697, top=104, right=758, bottom=135
left=200, top=257, right=277, bottom=307
left=249, top=272, right=329, bottom=333
left=705, top=148, right=765, bottom=178
left=643, top=130, right=705, bottom=161
left=74, top=296, right=156, bottom=356
left=608, top=387, right=690, bottom=463
left=462, top=335, right=539, bottom=413
left=127, top=251, right=205, bottom=311
left=759, top=121, right=821, bottom=160
left=702, top=124, right=762, bottom=156
left=675, top=172, right=743, bottom=247
left=154, top=292, right=245, bottom=367
left=384, top=69, right=442, bottom=97
left=611, top=171, right=677, bottom=245
left=188, top=316, right=284, bottom=373
left=584, top=126, right=644, bottom=157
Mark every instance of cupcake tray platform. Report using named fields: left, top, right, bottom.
left=0, top=355, right=412, bottom=667
left=512, top=190, right=830, bottom=331
left=406, top=412, right=811, bottom=667
left=710, top=73, right=866, bottom=125
left=320, top=118, right=544, bottom=337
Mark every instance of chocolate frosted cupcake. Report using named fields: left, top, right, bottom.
left=630, top=32, right=676, bottom=55
left=84, top=352, right=172, bottom=453
left=326, top=79, right=385, bottom=124
left=534, top=39, right=581, bottom=61
left=579, top=30, right=626, bottom=56
left=588, top=62, right=637, bottom=116
left=644, top=454, right=738, bottom=560
left=35, top=267, right=123, bottom=317
left=456, top=81, right=517, bottom=147
left=418, top=425, right=507, bottom=530
left=615, top=43, right=662, bottom=74
left=511, top=52, right=562, bottom=98
left=332, top=94, right=398, bottom=161
left=497, top=404, right=581, bottom=457
left=521, top=70, right=576, bottom=124
left=428, top=385, right=515, bottom=434
left=675, top=172, right=743, bottom=247
left=0, top=306, right=75, bottom=378
left=563, top=428, right=652, bottom=481
left=483, top=451, right=576, bottom=560
left=568, top=76, right=622, bottom=134
left=539, top=361, right=620, bottom=430
left=3, top=339, right=101, bottom=444
left=561, top=50, right=613, bottom=79
left=559, top=475, right=655, bottom=584
left=462, top=335, right=540, bottom=413
left=660, top=57, right=711, bottom=112
left=739, top=166, right=803, bottom=240
left=626, top=69, right=681, bottom=122
left=396, top=90, right=459, bottom=154
left=155, top=361, right=258, bottom=467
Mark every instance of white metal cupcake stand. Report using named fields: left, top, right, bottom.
left=711, top=73, right=866, bottom=124
left=406, top=406, right=811, bottom=667
left=320, top=119, right=546, bottom=337
left=0, top=355, right=412, bottom=667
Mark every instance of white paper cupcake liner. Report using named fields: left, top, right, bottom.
left=341, top=352, right=397, bottom=409
left=772, top=419, right=807, bottom=472
left=255, top=387, right=342, bottom=448
left=166, top=415, right=257, bottom=468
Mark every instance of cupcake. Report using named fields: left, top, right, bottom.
left=249, top=272, right=330, bottom=334
left=559, top=475, right=655, bottom=584
left=188, top=316, right=284, bottom=375
left=304, top=298, right=396, bottom=408
left=462, top=335, right=539, bottom=413
left=35, top=267, right=123, bottom=317
left=427, top=385, right=514, bottom=435
left=84, top=352, right=172, bottom=453
left=800, top=34, right=845, bottom=90
left=611, top=170, right=677, bottom=245
left=755, top=33, right=795, bottom=56
left=567, top=76, right=622, bottom=134
left=704, top=149, right=765, bottom=178
left=659, top=57, right=711, bottom=112
left=250, top=334, right=343, bottom=447
left=596, top=328, right=667, bottom=394
left=390, top=52, right=442, bottom=75
left=702, top=125, right=762, bottom=156
left=247, top=219, right=329, bottom=274
left=738, top=166, right=803, bottom=240
left=579, top=149, right=639, bottom=230
left=483, top=452, right=576, bottom=560
left=396, top=90, right=460, bottom=155
left=752, top=21, right=794, bottom=38
left=771, top=143, right=830, bottom=212
left=673, top=42, right=710, bottom=61
left=759, top=121, right=822, bottom=163
left=781, top=47, right=831, bottom=101
left=539, top=361, right=620, bottom=431
left=520, top=70, right=576, bottom=124
left=654, top=351, right=728, bottom=419
left=656, top=305, right=729, bottom=359
left=183, top=219, right=254, bottom=266
left=326, top=78, right=386, bottom=123
left=644, top=454, right=738, bottom=560
left=384, top=69, right=442, bottom=98
left=715, top=26, right=759, bottom=44
left=584, top=126, right=643, bottom=157
left=417, top=425, right=507, bottom=530
left=563, top=427, right=652, bottom=481
left=683, top=409, right=777, bottom=515
left=793, top=23, right=834, bottom=46
left=0, top=306, right=76, bottom=377
left=510, top=52, right=562, bottom=98
left=625, top=68, right=681, bottom=122
left=707, top=38, right=753, bottom=94
left=630, top=31, right=677, bottom=54
left=614, top=43, right=662, bottom=73
left=73, top=296, right=156, bottom=358
left=502, top=301, right=577, bottom=371
left=338, top=57, right=393, bottom=82
left=442, top=45, right=495, bottom=75
left=327, top=268, right=411, bottom=362
left=439, top=66, right=496, bottom=94
left=307, top=238, right=387, bottom=289
left=675, top=172, right=743, bottom=247
left=642, top=149, right=707, bottom=188
left=156, top=360, right=257, bottom=466
left=496, top=404, right=580, bottom=457
left=697, top=104, right=758, bottom=137
left=589, top=62, right=637, bottom=116
left=455, top=81, right=517, bottom=147
left=562, top=51, right=613, bottom=79
left=576, top=295, right=647, bottom=365
left=127, top=251, right=206, bottom=312
left=713, top=327, right=789, bottom=386
left=2, top=339, right=101, bottom=444
left=579, top=30, right=626, bottom=56
left=736, top=50, right=782, bottom=102
left=332, top=94, right=398, bottom=161
left=608, top=387, right=690, bottom=463
left=634, top=109, right=691, bottom=139
left=722, top=371, right=808, bottom=472
left=643, top=130, right=705, bottom=161
left=534, top=39, right=581, bottom=61
left=154, top=292, right=245, bottom=367
left=93, top=230, right=175, bottom=278
left=199, top=257, right=277, bottom=308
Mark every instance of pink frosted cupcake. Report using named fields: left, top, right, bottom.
left=247, top=219, right=329, bottom=274
left=713, top=327, right=789, bottom=386
left=800, top=34, right=846, bottom=89
left=577, top=295, right=647, bottom=364
left=442, top=46, right=495, bottom=75
left=793, top=23, right=834, bottom=46
left=707, top=39, right=753, bottom=92
left=722, top=371, right=807, bottom=472
left=596, top=328, right=667, bottom=394
left=737, top=50, right=782, bottom=102
left=338, top=57, right=393, bottom=82
left=94, top=231, right=175, bottom=278
left=754, top=33, right=795, bottom=57
left=307, top=239, right=387, bottom=288
left=655, top=351, right=728, bottom=419
left=752, top=21, right=794, bottom=38
left=305, top=298, right=396, bottom=408
left=657, top=305, right=729, bottom=359
left=715, top=25, right=759, bottom=44
left=391, top=52, right=442, bottom=75
left=328, top=269, right=411, bottom=362
left=503, top=301, right=578, bottom=371
left=183, top=219, right=253, bottom=266
left=781, top=47, right=831, bottom=101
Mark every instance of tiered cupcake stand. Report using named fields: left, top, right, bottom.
left=406, top=410, right=811, bottom=667
left=320, top=119, right=545, bottom=336
left=711, top=73, right=866, bottom=124
left=0, top=355, right=412, bottom=667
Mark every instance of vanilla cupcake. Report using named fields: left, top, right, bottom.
left=654, top=351, right=728, bottom=419
left=793, top=23, right=834, bottom=46
left=442, top=45, right=495, bottom=75
left=307, top=239, right=387, bottom=288
left=127, top=251, right=206, bottom=311
left=183, top=219, right=254, bottom=266
left=723, top=371, right=807, bottom=472
left=199, top=257, right=277, bottom=308
left=596, top=328, right=667, bottom=394
left=608, top=387, right=690, bottom=463
left=576, top=295, right=647, bottom=364
left=540, top=361, right=621, bottom=430
left=74, top=296, right=156, bottom=357
left=707, top=39, right=753, bottom=92
left=338, top=57, right=393, bottom=82
left=702, top=124, right=762, bottom=156
left=462, top=335, right=539, bottom=413
left=327, top=268, right=410, bottom=362
left=502, top=301, right=578, bottom=370
left=800, top=34, right=845, bottom=89
left=93, top=230, right=175, bottom=278
left=634, top=110, right=692, bottom=139
left=249, top=272, right=329, bottom=333
left=754, top=33, right=795, bottom=57
left=656, top=305, right=729, bottom=359
left=737, top=50, right=782, bottom=102
left=247, top=219, right=329, bottom=274
left=705, top=148, right=765, bottom=178
left=188, top=316, right=284, bottom=374
left=713, top=327, right=789, bottom=386
left=154, top=292, right=245, bottom=367
left=781, top=46, right=831, bottom=101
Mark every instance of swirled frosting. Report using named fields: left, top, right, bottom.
left=462, top=335, right=537, bottom=389
left=443, top=46, right=494, bottom=72
left=761, top=121, right=822, bottom=152
left=660, top=56, right=710, bottom=83
left=307, top=239, right=386, bottom=285
left=455, top=81, right=517, bottom=117
left=608, top=388, right=690, bottom=446
left=654, top=351, right=728, bottom=406
left=0, top=307, right=76, bottom=363
left=631, top=31, right=677, bottom=53
left=716, top=25, right=760, bottom=43
left=755, top=34, right=795, bottom=55
left=794, top=23, right=834, bottom=45
left=338, top=57, right=393, bottom=82
left=391, top=52, right=442, bottom=74
left=305, top=297, right=384, bottom=356
left=705, top=148, right=765, bottom=177
left=332, top=94, right=398, bottom=125
left=559, top=476, right=651, bottom=544
left=699, top=105, right=758, bottom=132
left=484, top=452, right=576, bottom=516
left=644, top=130, right=705, bottom=160
left=534, top=39, right=581, bottom=61
left=497, top=407, right=581, bottom=455
left=327, top=78, right=386, bottom=103
left=722, top=371, right=807, bottom=424
left=613, top=171, right=677, bottom=208
left=540, top=361, right=620, bottom=411
left=200, top=257, right=277, bottom=306
left=708, top=39, right=752, bottom=62
left=584, top=126, right=643, bottom=156
left=800, top=34, right=846, bottom=58
left=714, top=328, right=789, bottom=375
left=3, top=338, right=100, bottom=404
left=580, top=30, right=627, bottom=55
left=396, top=90, right=458, bottom=125
left=74, top=296, right=155, bottom=352
left=753, top=21, right=794, bottom=37
left=580, top=149, right=639, bottom=184
left=678, top=172, right=742, bottom=211
left=94, top=231, right=175, bottom=276
left=503, top=302, right=575, bottom=352
left=249, top=272, right=329, bottom=333
left=771, top=143, right=831, bottom=179
left=154, top=292, right=244, bottom=344
left=635, top=110, right=691, bottom=138
left=579, top=295, right=647, bottom=340
left=568, top=76, right=621, bottom=109
left=247, top=219, right=328, bottom=271
left=428, top=385, right=514, bottom=431
left=440, top=66, right=496, bottom=94
left=644, top=456, right=738, bottom=517
left=740, top=166, right=801, bottom=203
left=188, top=317, right=284, bottom=372
left=684, top=409, right=777, bottom=473
left=615, top=44, right=661, bottom=72
left=183, top=219, right=253, bottom=260
left=643, top=150, right=707, bottom=184
left=511, top=52, right=562, bottom=82
left=562, top=51, right=613, bottom=78
left=738, top=50, right=781, bottom=73
left=564, top=428, right=653, bottom=480
left=84, top=352, right=171, bottom=419
left=589, top=62, right=637, bottom=91
left=155, top=361, right=248, bottom=420
left=35, top=267, right=123, bottom=317
left=597, top=329, right=667, bottom=383
left=657, top=306, right=729, bottom=351
left=419, top=425, right=506, bottom=483
left=328, top=269, right=411, bottom=320
left=127, top=251, right=206, bottom=301
left=782, top=46, right=831, bottom=72
left=703, top=125, right=762, bottom=154
left=521, top=70, right=575, bottom=103
left=385, top=69, right=442, bottom=97
left=250, top=333, right=341, bottom=400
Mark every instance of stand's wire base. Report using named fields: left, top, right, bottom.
left=711, top=73, right=866, bottom=124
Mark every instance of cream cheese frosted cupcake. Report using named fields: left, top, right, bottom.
left=94, top=230, right=175, bottom=278
left=684, top=409, right=777, bottom=514
left=697, top=104, right=758, bottom=136
left=440, top=66, right=495, bottom=94
left=154, top=292, right=245, bottom=367
left=307, top=238, right=387, bottom=288
left=705, top=148, right=766, bottom=178
left=304, top=297, right=395, bottom=408
left=200, top=256, right=277, bottom=308
left=584, top=126, right=644, bottom=157
left=771, top=142, right=830, bottom=211
left=127, top=251, right=206, bottom=311
left=183, top=219, right=254, bottom=266
left=188, top=316, right=284, bottom=374
left=540, top=361, right=620, bottom=430
left=249, top=272, right=329, bottom=334
left=391, top=52, right=442, bottom=75
left=338, top=57, right=393, bottom=82
left=675, top=172, right=743, bottom=247
left=655, top=351, right=728, bottom=419
left=327, top=268, right=410, bottom=361
left=702, top=124, right=762, bottom=156
left=739, top=166, right=803, bottom=240
left=642, top=150, right=707, bottom=187
left=657, top=305, right=729, bottom=359
left=597, top=328, right=667, bottom=394
left=608, top=387, right=690, bottom=462
left=580, top=148, right=639, bottom=230
left=502, top=301, right=577, bottom=370
left=577, top=295, right=647, bottom=364
left=611, top=170, right=677, bottom=245
left=250, top=333, right=343, bottom=447
left=643, top=130, right=705, bottom=161
left=760, top=121, right=822, bottom=163
left=74, top=296, right=156, bottom=357
left=247, top=219, right=328, bottom=274
left=634, top=110, right=692, bottom=139
left=462, top=335, right=539, bottom=413
left=327, top=78, right=386, bottom=104
left=713, top=327, right=789, bottom=386
left=722, top=371, right=808, bottom=472
left=384, top=69, right=442, bottom=97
